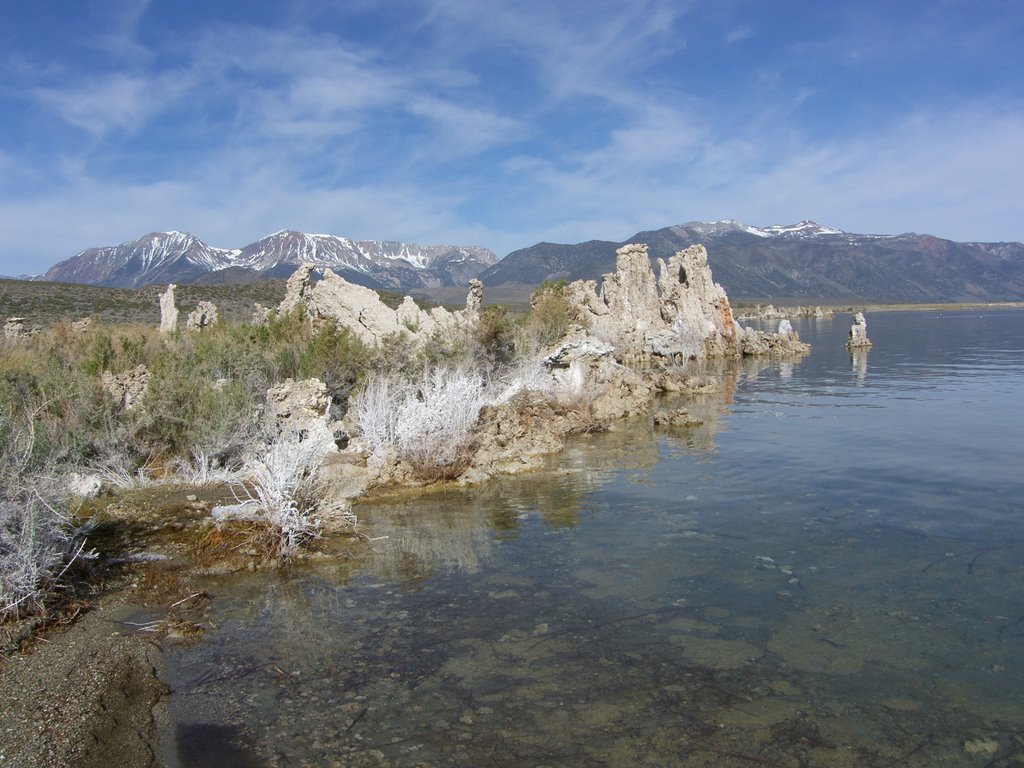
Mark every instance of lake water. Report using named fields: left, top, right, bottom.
left=164, top=309, right=1024, bottom=768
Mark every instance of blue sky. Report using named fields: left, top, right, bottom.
left=1, top=0, right=1022, bottom=275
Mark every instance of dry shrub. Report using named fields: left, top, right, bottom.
left=195, top=519, right=283, bottom=570
left=353, top=367, right=486, bottom=481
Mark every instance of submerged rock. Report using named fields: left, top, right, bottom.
left=653, top=407, right=704, bottom=428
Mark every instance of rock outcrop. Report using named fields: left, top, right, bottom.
left=278, top=264, right=482, bottom=346
left=735, top=305, right=833, bottom=320
left=738, top=319, right=811, bottom=356
left=3, top=317, right=40, bottom=340
left=566, top=243, right=809, bottom=360
left=846, top=312, right=873, bottom=348
left=264, top=377, right=339, bottom=452
left=186, top=301, right=218, bottom=332
left=101, top=365, right=150, bottom=412
left=158, top=285, right=178, bottom=333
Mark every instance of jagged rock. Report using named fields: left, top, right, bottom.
left=159, top=285, right=178, bottom=333
left=277, top=263, right=481, bottom=346
left=846, top=312, right=873, bottom=348
left=3, top=317, right=24, bottom=340
left=568, top=244, right=739, bottom=359
left=735, top=305, right=833, bottom=320
left=589, top=363, right=654, bottom=422
left=101, top=365, right=150, bottom=412
left=463, top=279, right=484, bottom=323
left=541, top=333, right=616, bottom=393
left=186, top=301, right=218, bottom=331
left=566, top=243, right=810, bottom=361
left=264, top=377, right=339, bottom=452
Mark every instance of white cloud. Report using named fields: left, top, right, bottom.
left=3, top=2, right=1023, bottom=275
left=406, top=96, right=525, bottom=154
left=486, top=102, right=1024, bottom=250
left=725, top=25, right=752, bottom=44
left=33, top=73, right=176, bottom=136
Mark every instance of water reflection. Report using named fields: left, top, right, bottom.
left=164, top=309, right=1024, bottom=768
left=850, top=346, right=869, bottom=383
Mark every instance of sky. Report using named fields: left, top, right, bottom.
left=1, top=0, right=1022, bottom=275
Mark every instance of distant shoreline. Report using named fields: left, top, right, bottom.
left=731, top=301, right=1024, bottom=313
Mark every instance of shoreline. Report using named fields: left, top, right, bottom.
left=733, top=300, right=1024, bottom=312
left=7, top=250, right=1013, bottom=764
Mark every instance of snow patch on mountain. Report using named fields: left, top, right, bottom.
left=761, top=220, right=845, bottom=237
left=40, top=229, right=497, bottom=290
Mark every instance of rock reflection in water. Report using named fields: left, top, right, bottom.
left=165, top=311, right=1024, bottom=767
left=356, top=426, right=669, bottom=586
left=850, top=346, right=869, bottom=383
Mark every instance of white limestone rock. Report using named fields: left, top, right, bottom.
left=186, top=301, right=218, bottom=332
left=277, top=263, right=482, bottom=346
left=159, top=285, right=178, bottom=333
left=846, top=312, right=873, bottom=348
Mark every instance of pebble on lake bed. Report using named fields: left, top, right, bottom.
left=963, top=738, right=999, bottom=757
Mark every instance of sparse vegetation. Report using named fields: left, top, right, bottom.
left=354, top=367, right=487, bottom=481
left=525, top=278, right=584, bottom=347
left=0, top=275, right=611, bottom=620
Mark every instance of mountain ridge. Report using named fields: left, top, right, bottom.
left=41, top=230, right=498, bottom=292
left=478, top=220, right=1024, bottom=302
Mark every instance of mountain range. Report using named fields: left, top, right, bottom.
left=478, top=220, right=1024, bottom=302
left=37, top=220, right=1024, bottom=302
left=40, top=230, right=498, bottom=291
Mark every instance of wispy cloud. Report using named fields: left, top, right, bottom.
left=725, top=25, right=752, bottom=44
left=1, top=0, right=1022, bottom=275
left=33, top=71, right=191, bottom=137
left=86, top=0, right=153, bottom=63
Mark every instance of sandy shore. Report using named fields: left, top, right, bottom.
left=0, top=597, right=168, bottom=768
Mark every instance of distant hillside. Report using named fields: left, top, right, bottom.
left=480, top=220, right=1024, bottom=302
left=0, top=277, right=289, bottom=327
left=40, top=230, right=497, bottom=292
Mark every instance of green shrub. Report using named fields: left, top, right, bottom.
left=525, top=279, right=580, bottom=347
left=476, top=305, right=517, bottom=367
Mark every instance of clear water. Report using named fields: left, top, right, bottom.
left=165, top=309, right=1024, bottom=767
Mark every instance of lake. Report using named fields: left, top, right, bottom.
left=164, top=309, right=1024, bottom=767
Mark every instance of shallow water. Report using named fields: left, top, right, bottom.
left=165, top=309, right=1024, bottom=767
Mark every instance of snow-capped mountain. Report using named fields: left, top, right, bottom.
left=759, top=220, right=846, bottom=237
left=40, top=231, right=242, bottom=288
left=678, top=219, right=849, bottom=239
left=40, top=230, right=498, bottom=290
